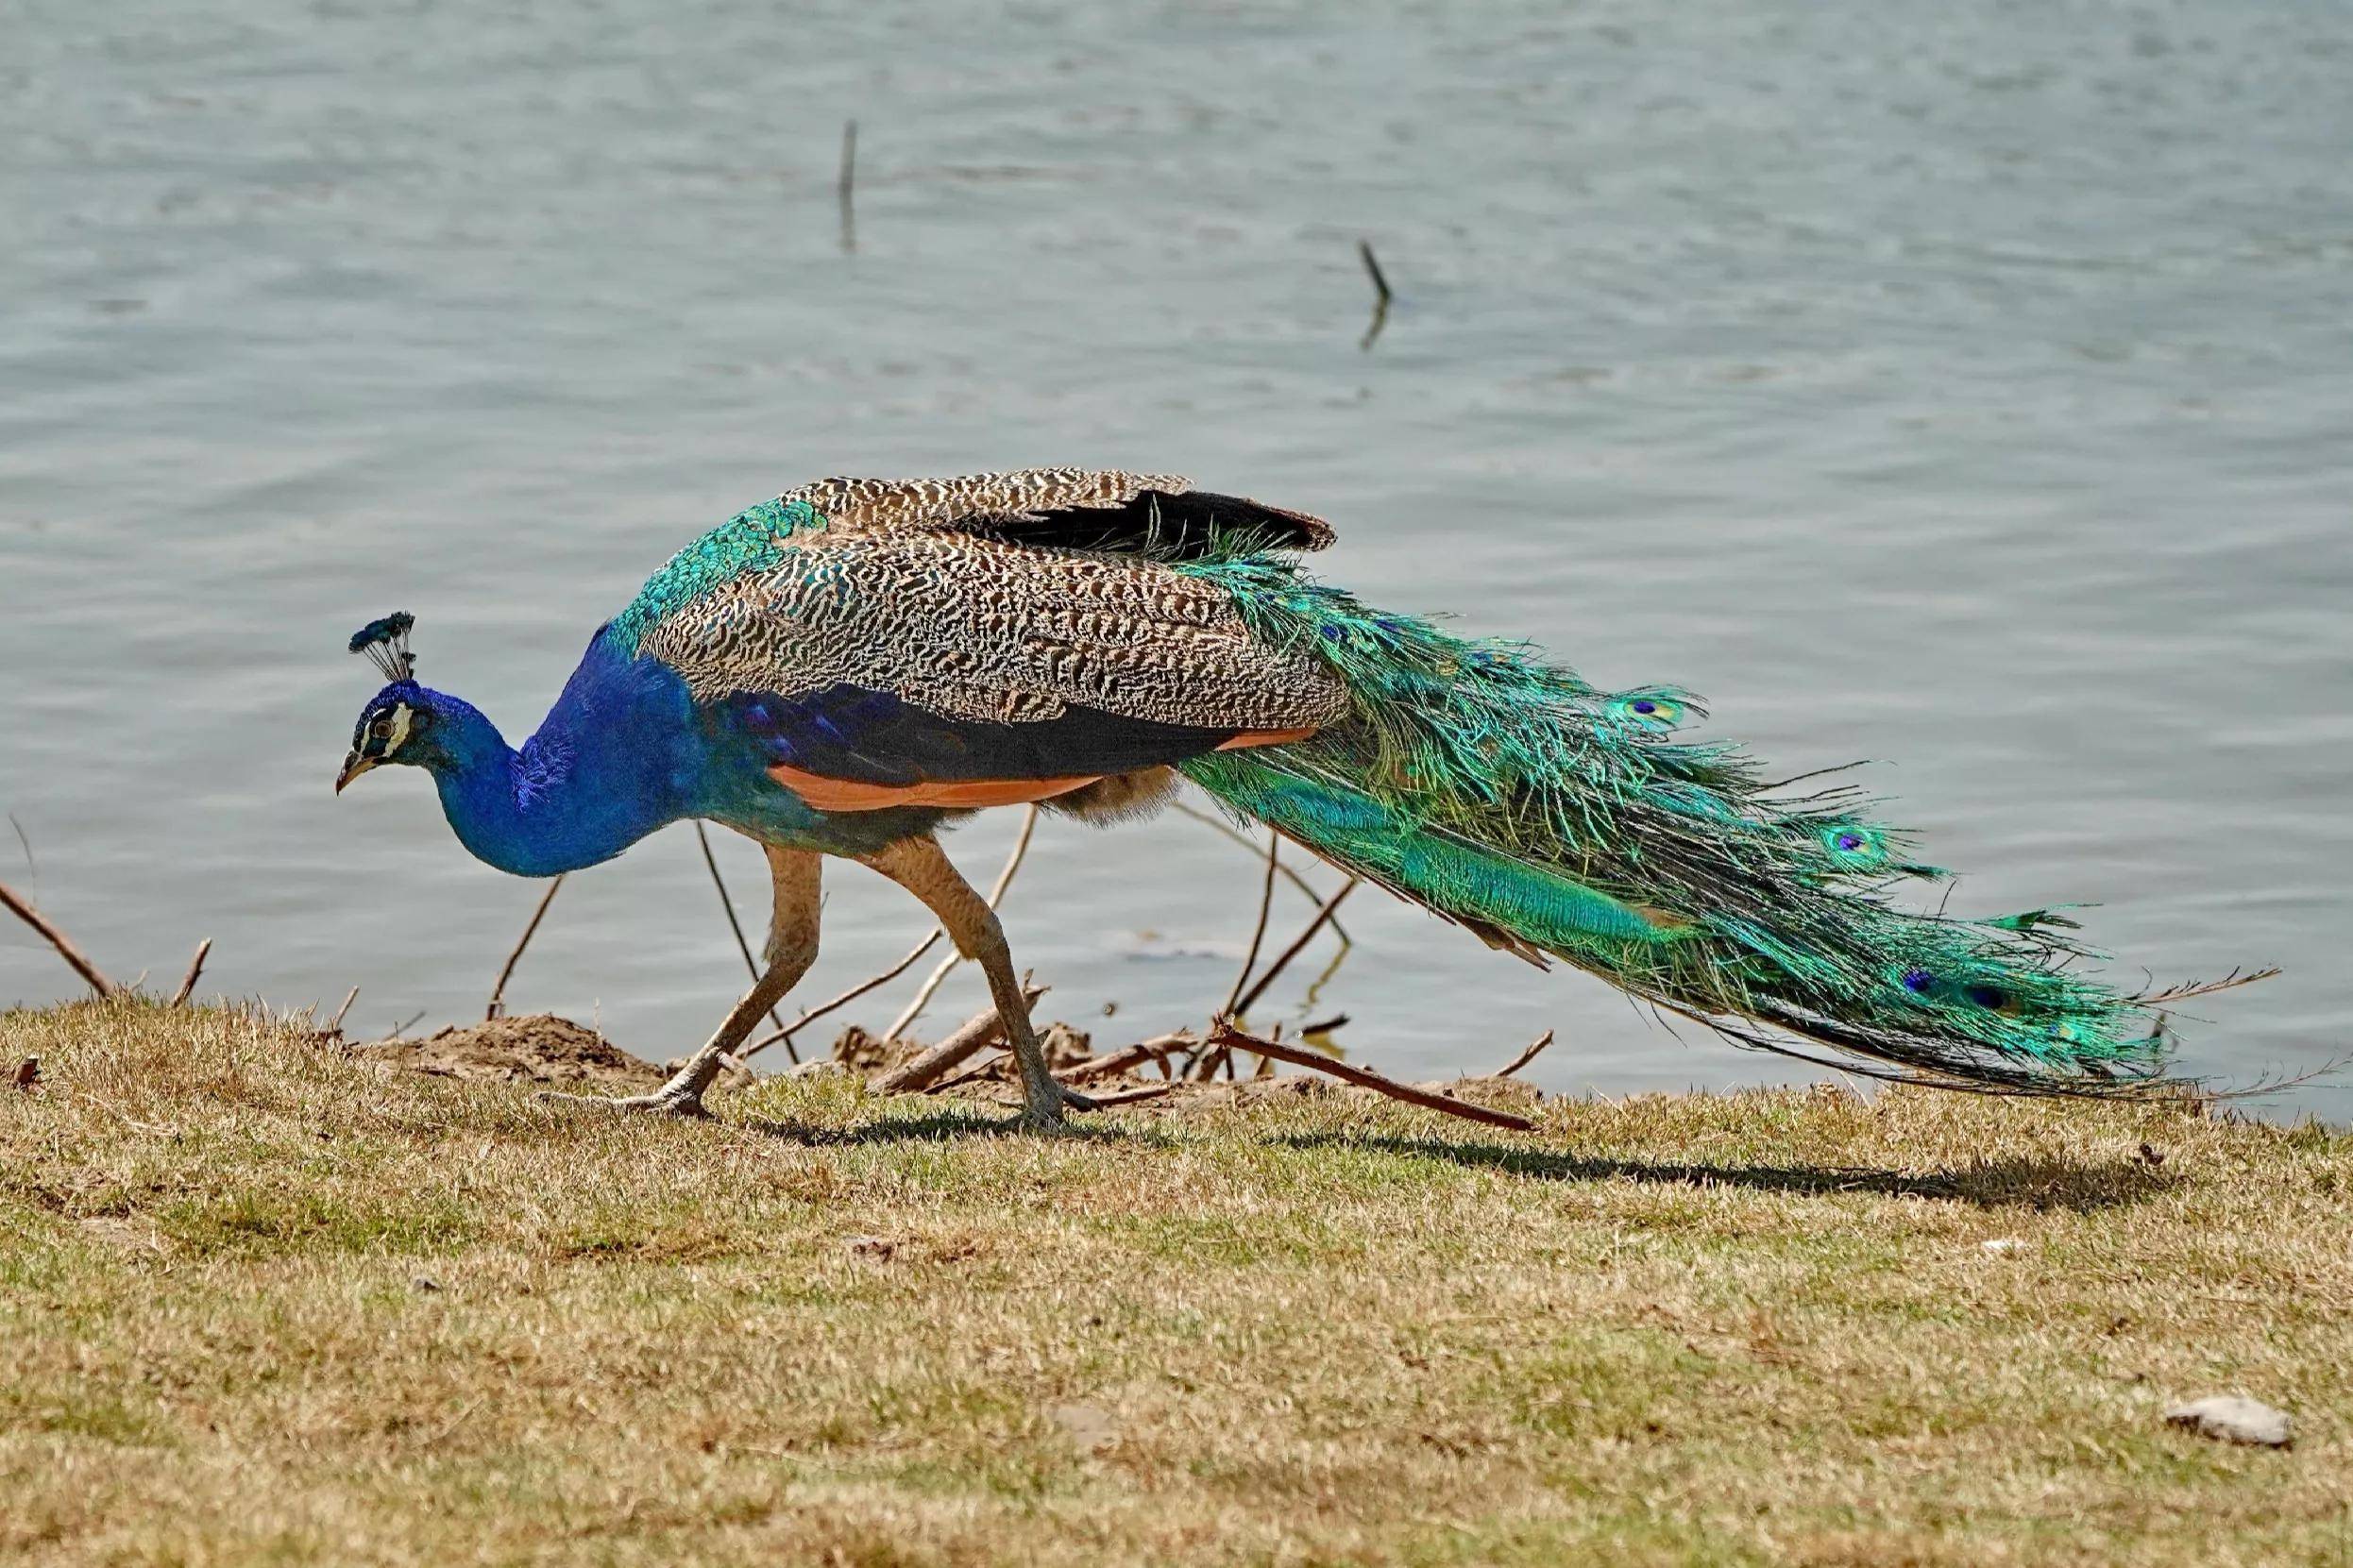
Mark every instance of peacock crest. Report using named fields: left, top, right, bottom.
left=348, top=612, right=417, bottom=683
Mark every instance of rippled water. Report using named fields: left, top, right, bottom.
left=5, top=0, right=2347, bottom=1120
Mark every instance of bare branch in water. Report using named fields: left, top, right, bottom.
left=1233, top=877, right=1361, bottom=1018
left=838, top=118, right=857, bottom=253
left=486, top=876, right=564, bottom=1021
left=169, top=939, right=212, bottom=1007
left=1170, top=800, right=1354, bottom=946
left=0, top=875, right=117, bottom=998
left=1358, top=239, right=1393, bottom=350
left=1496, top=1028, right=1554, bottom=1078
left=1220, top=830, right=1283, bottom=1018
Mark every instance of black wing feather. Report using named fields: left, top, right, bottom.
left=719, top=684, right=1252, bottom=786
left=981, top=489, right=1334, bottom=558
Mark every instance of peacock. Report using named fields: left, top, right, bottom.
left=338, top=467, right=2225, bottom=1125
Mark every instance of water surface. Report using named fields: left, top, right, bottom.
left=4, top=0, right=2347, bottom=1119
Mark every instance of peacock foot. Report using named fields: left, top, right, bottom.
left=1015, top=1081, right=1101, bottom=1130
left=537, top=1083, right=713, bottom=1119
left=539, top=1049, right=730, bottom=1119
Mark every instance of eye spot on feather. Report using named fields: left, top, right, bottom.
left=1965, top=984, right=2019, bottom=1015
left=1820, top=824, right=1890, bottom=868
left=1902, top=968, right=1938, bottom=996
left=1609, top=695, right=1684, bottom=729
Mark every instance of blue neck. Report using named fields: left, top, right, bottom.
left=421, top=632, right=699, bottom=877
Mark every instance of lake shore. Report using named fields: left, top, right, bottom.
left=3, top=998, right=2345, bottom=1565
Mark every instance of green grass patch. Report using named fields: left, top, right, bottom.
left=1, top=998, right=2345, bottom=1566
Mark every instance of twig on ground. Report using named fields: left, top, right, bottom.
left=872, top=983, right=1046, bottom=1094
left=1497, top=1028, right=1554, bottom=1079
left=1358, top=239, right=1393, bottom=350
left=922, top=1052, right=1010, bottom=1095
left=883, top=805, right=1038, bottom=1041
left=0, top=875, right=117, bottom=998
left=485, top=876, right=564, bottom=1021
left=381, top=1009, right=426, bottom=1041
left=1059, top=1033, right=1191, bottom=1085
left=1219, top=830, right=1282, bottom=1017
left=1088, top=1083, right=1174, bottom=1109
left=694, top=822, right=793, bottom=1060
left=168, top=938, right=212, bottom=1007
left=1207, top=1023, right=1535, bottom=1131
left=420, top=1396, right=484, bottom=1448
left=1169, top=800, right=1354, bottom=944
left=838, top=118, right=857, bottom=252
left=1233, top=877, right=1361, bottom=1017
left=329, top=986, right=360, bottom=1037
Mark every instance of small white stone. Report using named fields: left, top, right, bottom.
left=2164, top=1395, right=2293, bottom=1448
left=1049, top=1401, right=1122, bottom=1453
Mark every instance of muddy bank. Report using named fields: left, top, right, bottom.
left=355, top=1010, right=1545, bottom=1121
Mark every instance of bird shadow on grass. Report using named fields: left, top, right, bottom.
left=726, top=1107, right=1180, bottom=1152
left=1272, top=1132, right=2178, bottom=1214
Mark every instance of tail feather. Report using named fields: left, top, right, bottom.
left=1172, top=546, right=2217, bottom=1096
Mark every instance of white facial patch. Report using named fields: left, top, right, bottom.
left=382, top=702, right=414, bottom=757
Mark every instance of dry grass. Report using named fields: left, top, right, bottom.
left=3, top=998, right=2348, bottom=1567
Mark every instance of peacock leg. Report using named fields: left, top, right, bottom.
left=544, top=843, right=821, bottom=1117
left=857, top=834, right=1096, bottom=1128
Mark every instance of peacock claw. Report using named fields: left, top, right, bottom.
left=536, top=1086, right=712, bottom=1119
left=1013, top=1082, right=1100, bottom=1130
left=538, top=1047, right=730, bottom=1120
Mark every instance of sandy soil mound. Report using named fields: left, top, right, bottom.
left=354, top=1014, right=663, bottom=1090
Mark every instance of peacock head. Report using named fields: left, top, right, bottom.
left=336, top=613, right=449, bottom=792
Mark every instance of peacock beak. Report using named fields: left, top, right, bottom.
left=334, top=750, right=376, bottom=794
